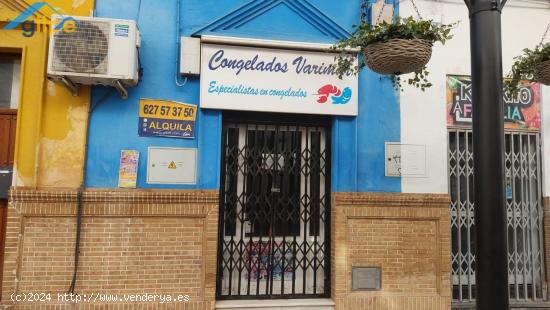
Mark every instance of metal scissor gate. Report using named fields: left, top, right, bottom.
left=449, top=129, right=546, bottom=305
left=216, top=113, right=331, bottom=299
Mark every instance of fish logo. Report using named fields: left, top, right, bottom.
left=332, top=87, right=352, bottom=104
left=315, top=84, right=352, bottom=105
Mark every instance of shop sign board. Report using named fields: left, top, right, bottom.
left=139, top=99, right=197, bottom=139
left=200, top=43, right=358, bottom=116
left=447, top=75, right=541, bottom=130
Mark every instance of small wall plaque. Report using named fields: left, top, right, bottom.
left=352, top=266, right=381, bottom=290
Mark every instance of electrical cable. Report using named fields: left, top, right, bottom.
left=67, top=87, right=114, bottom=294
left=67, top=0, right=143, bottom=292
left=137, top=48, right=144, bottom=82
left=176, top=75, right=188, bottom=87
left=175, top=0, right=188, bottom=87
left=67, top=3, right=142, bottom=290
left=136, top=0, right=142, bottom=23
left=67, top=184, right=84, bottom=294
left=537, top=23, right=550, bottom=48
left=67, top=114, right=89, bottom=295
left=136, top=0, right=144, bottom=81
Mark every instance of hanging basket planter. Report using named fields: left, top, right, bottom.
left=332, top=17, right=456, bottom=91
left=534, top=60, right=550, bottom=85
left=364, top=38, right=432, bottom=75
left=504, top=41, right=550, bottom=95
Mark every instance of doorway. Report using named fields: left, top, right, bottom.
left=0, top=52, right=20, bottom=299
left=216, top=112, right=331, bottom=299
left=448, top=129, right=546, bottom=304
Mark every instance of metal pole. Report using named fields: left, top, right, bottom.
left=465, top=0, right=509, bottom=308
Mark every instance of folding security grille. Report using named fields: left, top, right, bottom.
left=449, top=129, right=546, bottom=304
left=217, top=114, right=330, bottom=299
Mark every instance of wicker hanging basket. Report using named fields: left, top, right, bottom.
left=364, top=38, right=432, bottom=75
left=534, top=60, right=550, bottom=85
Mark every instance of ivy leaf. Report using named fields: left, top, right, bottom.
left=505, top=43, right=550, bottom=96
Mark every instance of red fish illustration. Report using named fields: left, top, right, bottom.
left=316, top=84, right=341, bottom=103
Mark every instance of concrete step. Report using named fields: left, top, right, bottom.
left=215, top=298, right=335, bottom=310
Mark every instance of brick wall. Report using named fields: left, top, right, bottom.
left=1, top=189, right=454, bottom=309
left=1, top=189, right=218, bottom=309
left=332, top=192, right=451, bottom=310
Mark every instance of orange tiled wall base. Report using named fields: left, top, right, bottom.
left=331, top=192, right=452, bottom=310
left=1, top=188, right=219, bottom=309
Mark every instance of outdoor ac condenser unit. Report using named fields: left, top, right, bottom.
left=47, top=15, right=141, bottom=99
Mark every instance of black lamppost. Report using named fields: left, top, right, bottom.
left=464, top=0, right=509, bottom=308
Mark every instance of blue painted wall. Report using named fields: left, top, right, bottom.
left=86, top=0, right=400, bottom=192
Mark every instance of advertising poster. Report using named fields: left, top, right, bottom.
left=138, top=99, right=197, bottom=139
left=118, top=150, right=139, bottom=188
left=447, top=75, right=541, bottom=130
left=245, top=241, right=294, bottom=281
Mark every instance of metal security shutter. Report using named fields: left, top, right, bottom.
left=449, top=129, right=546, bottom=305
left=217, top=113, right=331, bottom=299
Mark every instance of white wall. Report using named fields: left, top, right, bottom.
left=543, top=85, right=550, bottom=196
left=398, top=0, right=550, bottom=194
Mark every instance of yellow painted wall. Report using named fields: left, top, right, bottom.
left=0, top=0, right=94, bottom=188
left=0, top=1, right=93, bottom=24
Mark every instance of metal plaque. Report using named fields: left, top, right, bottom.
left=352, top=267, right=381, bottom=291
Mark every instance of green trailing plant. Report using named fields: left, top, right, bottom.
left=504, top=43, right=550, bottom=96
left=332, top=16, right=456, bottom=91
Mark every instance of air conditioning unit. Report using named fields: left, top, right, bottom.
left=47, top=15, right=141, bottom=99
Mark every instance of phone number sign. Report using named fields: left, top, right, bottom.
left=138, top=99, right=197, bottom=139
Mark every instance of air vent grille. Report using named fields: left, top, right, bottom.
left=52, top=20, right=110, bottom=74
